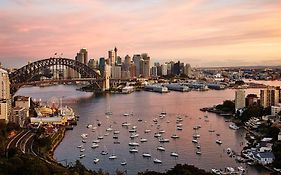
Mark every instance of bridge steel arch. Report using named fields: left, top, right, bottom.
left=9, top=57, right=102, bottom=94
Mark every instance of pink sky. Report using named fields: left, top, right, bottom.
left=0, top=0, right=281, bottom=68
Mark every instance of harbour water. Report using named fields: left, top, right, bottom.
left=16, top=85, right=270, bottom=175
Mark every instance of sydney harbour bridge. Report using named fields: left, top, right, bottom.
left=9, top=57, right=110, bottom=95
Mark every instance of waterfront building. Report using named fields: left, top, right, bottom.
left=14, top=96, right=31, bottom=117
left=235, top=89, right=245, bottom=111
left=246, top=94, right=259, bottom=106
left=271, top=105, right=281, bottom=115
left=260, top=87, right=279, bottom=108
left=142, top=57, right=150, bottom=78
left=161, top=63, right=168, bottom=76
left=151, top=66, right=158, bottom=77
left=30, top=116, right=67, bottom=125
left=129, top=64, right=136, bottom=78
left=10, top=107, right=28, bottom=127
left=0, top=68, right=11, bottom=123
left=121, top=70, right=130, bottom=79
left=184, top=63, right=192, bottom=77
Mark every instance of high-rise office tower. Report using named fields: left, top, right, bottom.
left=133, top=54, right=142, bottom=77
left=260, top=87, right=280, bottom=108
left=235, top=89, right=245, bottom=110
left=0, top=68, right=11, bottom=122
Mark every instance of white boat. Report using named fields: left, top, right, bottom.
left=128, top=129, right=137, bottom=133
left=229, top=123, right=239, bottom=130
left=92, top=139, right=100, bottom=143
left=113, top=135, right=118, bottom=139
left=144, top=129, right=151, bottom=133
left=140, top=138, right=148, bottom=142
left=159, top=129, right=165, bottom=133
left=226, top=167, right=235, bottom=173
left=237, top=166, right=245, bottom=173
left=82, top=139, right=87, bottom=143
left=211, top=168, right=221, bottom=174
left=123, top=113, right=129, bottom=117
left=105, top=111, right=112, bottom=115
left=101, top=150, right=108, bottom=155
left=216, top=139, right=222, bottom=145
left=193, top=134, right=200, bottom=138
left=170, top=152, right=179, bottom=157
left=113, top=130, right=120, bottom=134
left=176, top=123, right=183, bottom=127
left=177, top=127, right=183, bottom=131
left=153, top=158, right=162, bottom=164
left=109, top=154, right=117, bottom=159
left=157, top=146, right=165, bottom=151
left=226, top=148, right=232, bottom=154
left=154, top=133, right=162, bottom=138
left=93, top=158, right=99, bottom=164
left=97, top=135, right=104, bottom=139
left=121, top=161, right=127, bottom=166
left=196, top=150, right=202, bottom=155
left=192, top=139, right=198, bottom=143
left=87, top=124, right=93, bottom=128
left=142, top=153, right=151, bottom=157
left=130, top=133, right=139, bottom=138
left=128, top=142, right=139, bottom=146
left=196, top=145, right=201, bottom=149
left=81, top=133, right=88, bottom=139
left=129, top=148, right=138, bottom=153
left=91, top=143, right=99, bottom=148
left=79, top=154, right=85, bottom=158
left=106, top=127, right=113, bottom=132
left=104, top=132, right=109, bottom=136
left=77, top=145, right=83, bottom=148
left=159, top=138, right=170, bottom=143
left=132, top=125, right=137, bottom=129
left=171, top=134, right=179, bottom=139
left=122, top=122, right=131, bottom=127
left=80, top=148, right=85, bottom=152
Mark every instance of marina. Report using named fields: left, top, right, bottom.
left=16, top=85, right=269, bottom=175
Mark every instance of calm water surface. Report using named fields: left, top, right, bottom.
left=16, top=85, right=270, bottom=175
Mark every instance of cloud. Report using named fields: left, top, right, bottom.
left=0, top=0, right=281, bottom=67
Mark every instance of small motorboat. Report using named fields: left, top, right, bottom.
left=109, top=154, right=117, bottom=159
left=101, top=150, right=108, bottom=155
left=79, top=154, right=85, bottom=159
left=216, top=139, right=222, bottom=145
left=153, top=158, right=162, bottom=164
left=91, top=143, right=99, bottom=148
left=92, top=139, right=100, bottom=143
left=128, top=142, right=139, bottom=146
left=129, top=148, right=138, bottom=153
left=170, top=152, right=179, bottom=157
left=171, top=134, right=179, bottom=139
left=157, top=146, right=165, bottom=151
left=192, top=139, right=198, bottom=143
left=142, top=153, right=151, bottom=157
left=140, top=138, right=148, bottom=142
left=93, top=158, right=99, bottom=164
left=121, top=161, right=127, bottom=166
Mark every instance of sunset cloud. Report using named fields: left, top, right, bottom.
left=0, top=0, right=281, bottom=67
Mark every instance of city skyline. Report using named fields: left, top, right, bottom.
left=1, top=0, right=281, bottom=68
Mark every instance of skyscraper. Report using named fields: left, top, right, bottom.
left=260, top=87, right=280, bottom=108
left=235, top=89, right=245, bottom=110
left=133, top=54, right=142, bottom=77
left=0, top=68, right=11, bottom=122
left=75, top=48, right=88, bottom=65
left=108, top=48, right=117, bottom=66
